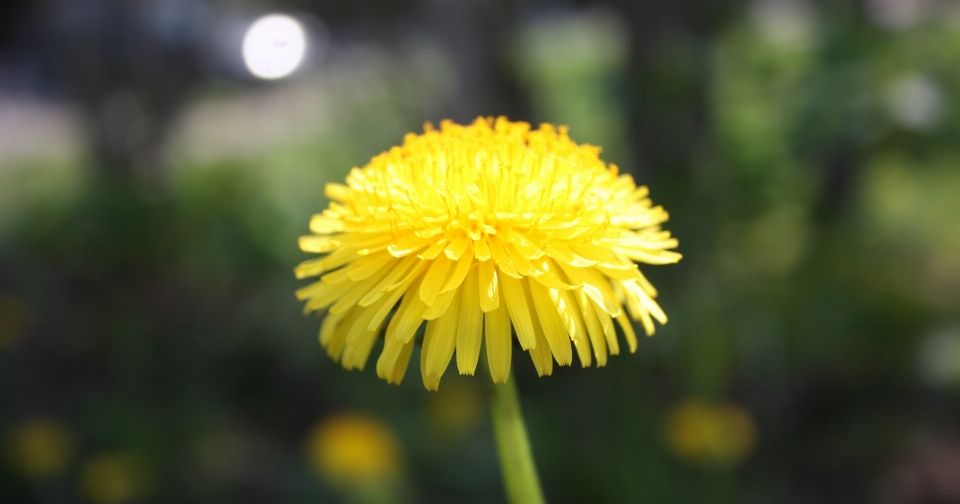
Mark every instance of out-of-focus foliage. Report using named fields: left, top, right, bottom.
left=3, top=1, right=960, bottom=502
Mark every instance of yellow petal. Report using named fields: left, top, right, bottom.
left=345, top=252, right=394, bottom=281
left=301, top=282, right=342, bottom=313
left=544, top=242, right=595, bottom=267
left=616, top=248, right=683, bottom=265
left=439, top=251, right=474, bottom=294
left=527, top=315, right=554, bottom=377
left=557, top=263, right=622, bottom=317
left=474, top=236, right=492, bottom=262
left=420, top=319, right=440, bottom=391
left=418, top=238, right=449, bottom=260
left=309, top=215, right=344, bottom=234
left=488, top=236, right=521, bottom=278
left=325, top=307, right=362, bottom=361
left=423, top=289, right=462, bottom=386
left=387, top=234, right=428, bottom=257
left=296, top=280, right=332, bottom=301
left=324, top=182, right=350, bottom=201
left=423, top=289, right=456, bottom=320
left=294, top=258, right=327, bottom=280
left=528, top=279, right=572, bottom=366
left=376, top=333, right=415, bottom=385
left=555, top=287, right=591, bottom=368
left=329, top=267, right=392, bottom=315
left=319, top=310, right=348, bottom=348
left=390, top=338, right=416, bottom=384
left=419, top=256, right=453, bottom=307
left=381, top=259, right=428, bottom=294
left=595, top=305, right=619, bottom=355
left=377, top=334, right=404, bottom=379
left=456, top=269, right=483, bottom=375
left=387, top=278, right=428, bottom=344
left=615, top=313, right=638, bottom=353
left=365, top=270, right=422, bottom=333
left=359, top=256, right=419, bottom=307
left=478, top=260, right=499, bottom=312
left=504, top=242, right=540, bottom=277
left=576, top=289, right=607, bottom=367
left=531, top=258, right=579, bottom=290
left=484, top=289, right=512, bottom=383
left=299, top=235, right=341, bottom=253
left=443, top=234, right=471, bottom=260
left=499, top=274, right=536, bottom=350
left=342, top=294, right=394, bottom=370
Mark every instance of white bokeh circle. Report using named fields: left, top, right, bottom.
left=242, top=14, right=307, bottom=80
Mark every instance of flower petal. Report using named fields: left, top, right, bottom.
left=484, top=288, right=512, bottom=383
left=478, top=260, right=499, bottom=312
left=456, top=269, right=484, bottom=375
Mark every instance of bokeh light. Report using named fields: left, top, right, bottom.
left=885, top=73, right=945, bottom=131
left=0, top=294, right=28, bottom=350
left=78, top=451, right=155, bottom=504
left=242, top=14, right=308, bottom=80
left=666, top=400, right=757, bottom=466
left=918, top=326, right=960, bottom=388
left=6, top=418, right=74, bottom=479
left=305, top=413, right=402, bottom=487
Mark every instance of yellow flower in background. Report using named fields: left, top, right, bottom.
left=666, top=400, right=756, bottom=465
left=306, top=412, right=402, bottom=487
left=7, top=418, right=74, bottom=479
left=296, top=117, right=681, bottom=390
left=78, top=451, right=155, bottom=504
left=0, top=294, right=29, bottom=350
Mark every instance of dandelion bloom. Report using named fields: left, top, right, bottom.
left=296, top=117, right=680, bottom=390
left=306, top=413, right=402, bottom=486
left=666, top=400, right=756, bottom=465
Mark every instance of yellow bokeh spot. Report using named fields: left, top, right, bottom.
left=78, top=451, right=154, bottom=504
left=7, top=417, right=74, bottom=479
left=306, top=412, right=402, bottom=487
left=666, top=400, right=756, bottom=465
left=0, top=294, right=29, bottom=350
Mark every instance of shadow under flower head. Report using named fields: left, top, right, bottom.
left=296, top=116, right=681, bottom=390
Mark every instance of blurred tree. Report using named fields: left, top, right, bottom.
left=44, top=0, right=204, bottom=187
left=591, top=0, right=746, bottom=177
left=420, top=0, right=531, bottom=123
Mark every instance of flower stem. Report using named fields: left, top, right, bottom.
left=490, top=376, right=546, bottom=504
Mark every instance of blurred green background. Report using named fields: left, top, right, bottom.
left=2, top=0, right=960, bottom=502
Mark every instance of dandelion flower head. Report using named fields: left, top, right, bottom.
left=296, top=117, right=681, bottom=390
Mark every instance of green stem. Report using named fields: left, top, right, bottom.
left=490, top=376, right=546, bottom=504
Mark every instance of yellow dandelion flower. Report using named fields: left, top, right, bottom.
left=296, top=117, right=680, bottom=390
left=78, top=451, right=155, bottom=504
left=666, top=400, right=756, bottom=465
left=7, top=417, right=74, bottom=479
left=305, top=412, right=402, bottom=487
